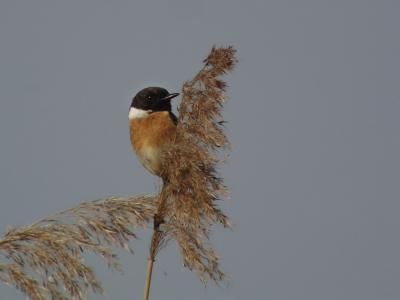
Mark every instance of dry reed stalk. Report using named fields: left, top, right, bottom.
left=0, top=45, right=237, bottom=300
left=0, top=195, right=157, bottom=300
left=144, top=45, right=237, bottom=299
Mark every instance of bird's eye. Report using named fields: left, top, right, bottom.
left=148, top=95, right=153, bottom=100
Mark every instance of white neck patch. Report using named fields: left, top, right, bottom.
left=129, top=107, right=151, bottom=119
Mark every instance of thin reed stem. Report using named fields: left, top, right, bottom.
left=143, top=188, right=168, bottom=300
left=143, top=254, right=154, bottom=300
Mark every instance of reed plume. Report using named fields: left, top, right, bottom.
left=144, top=45, right=237, bottom=299
left=0, top=195, right=157, bottom=300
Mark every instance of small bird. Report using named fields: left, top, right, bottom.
left=129, top=87, right=179, bottom=177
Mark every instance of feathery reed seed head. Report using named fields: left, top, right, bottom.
left=150, top=45, right=237, bottom=284
left=0, top=195, right=157, bottom=299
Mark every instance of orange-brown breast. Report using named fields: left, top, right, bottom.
left=129, top=111, right=176, bottom=176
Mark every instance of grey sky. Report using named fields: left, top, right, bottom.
left=1, top=1, right=399, bottom=299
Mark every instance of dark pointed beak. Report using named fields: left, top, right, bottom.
left=161, top=93, right=179, bottom=101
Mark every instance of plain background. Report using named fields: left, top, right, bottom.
left=1, top=1, right=399, bottom=299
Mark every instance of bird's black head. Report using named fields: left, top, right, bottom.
left=131, top=87, right=179, bottom=112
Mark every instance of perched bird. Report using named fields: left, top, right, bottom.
left=129, top=87, right=179, bottom=177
